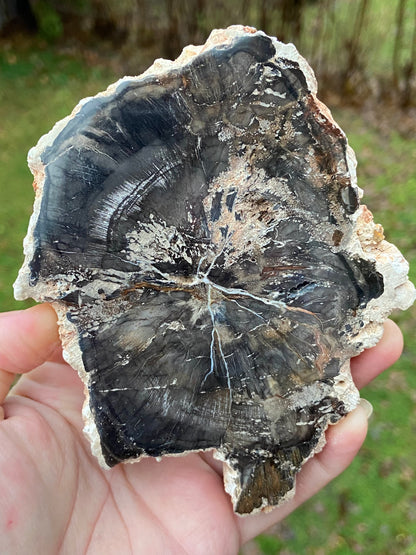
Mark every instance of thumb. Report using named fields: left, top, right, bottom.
left=0, top=304, right=61, bottom=407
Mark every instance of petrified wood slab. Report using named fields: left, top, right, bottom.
left=14, top=26, right=415, bottom=515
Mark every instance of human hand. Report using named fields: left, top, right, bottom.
left=0, top=304, right=403, bottom=554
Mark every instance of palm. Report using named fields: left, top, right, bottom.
left=2, top=360, right=241, bottom=553
left=0, top=305, right=403, bottom=554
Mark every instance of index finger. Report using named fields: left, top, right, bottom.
left=350, top=319, right=403, bottom=390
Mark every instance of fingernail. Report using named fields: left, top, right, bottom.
left=358, top=398, right=373, bottom=419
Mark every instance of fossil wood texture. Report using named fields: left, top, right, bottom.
left=14, top=26, right=415, bottom=514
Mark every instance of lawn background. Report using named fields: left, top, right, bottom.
left=1, top=3, right=415, bottom=553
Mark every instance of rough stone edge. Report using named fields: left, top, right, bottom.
left=346, top=204, right=415, bottom=353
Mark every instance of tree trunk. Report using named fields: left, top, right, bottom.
left=393, top=0, right=406, bottom=90
left=401, top=1, right=416, bottom=107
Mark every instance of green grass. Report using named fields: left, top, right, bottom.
left=1, top=38, right=415, bottom=555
